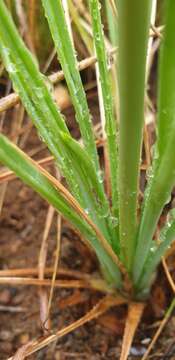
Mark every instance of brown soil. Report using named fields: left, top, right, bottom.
left=0, top=98, right=175, bottom=360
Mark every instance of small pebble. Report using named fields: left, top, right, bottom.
left=130, top=346, right=146, bottom=356
left=141, top=337, right=151, bottom=345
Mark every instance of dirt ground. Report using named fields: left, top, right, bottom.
left=0, top=97, right=175, bottom=360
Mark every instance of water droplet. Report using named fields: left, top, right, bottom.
left=97, top=169, right=103, bottom=184
left=7, top=63, right=17, bottom=74
left=35, top=87, right=44, bottom=99
left=150, top=245, right=157, bottom=253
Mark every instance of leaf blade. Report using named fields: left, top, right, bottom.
left=133, top=0, right=175, bottom=284
left=117, top=0, right=152, bottom=270
left=89, top=0, right=119, bottom=236
left=41, top=0, right=100, bottom=173
left=0, top=134, right=122, bottom=286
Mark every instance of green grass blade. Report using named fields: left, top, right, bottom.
left=105, top=0, right=118, bottom=47
left=41, top=0, right=116, bottom=243
left=0, top=134, right=91, bottom=238
left=133, top=156, right=175, bottom=284
left=0, top=0, right=107, bottom=221
left=41, top=0, right=100, bottom=173
left=60, top=132, right=112, bottom=243
left=0, top=0, right=85, bottom=205
left=156, top=3, right=175, bottom=159
left=136, top=209, right=175, bottom=296
left=0, top=1, right=122, bottom=287
left=117, top=0, right=152, bottom=270
left=61, top=133, right=109, bottom=216
left=0, top=134, right=122, bottom=287
left=133, top=0, right=175, bottom=284
left=105, top=0, right=119, bottom=146
left=89, top=0, right=119, bottom=227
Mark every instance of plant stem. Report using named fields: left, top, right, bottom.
left=117, top=0, right=152, bottom=270
left=133, top=0, right=175, bottom=284
left=137, top=212, right=175, bottom=294
left=89, top=0, right=119, bottom=246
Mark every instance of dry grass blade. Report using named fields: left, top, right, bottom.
left=72, top=0, right=91, bottom=23
left=0, top=182, right=7, bottom=213
left=120, top=302, right=145, bottom=360
left=0, top=93, right=19, bottom=114
left=139, top=255, right=175, bottom=359
left=0, top=155, right=54, bottom=183
left=15, top=0, right=34, bottom=53
left=109, top=0, right=118, bottom=17
left=0, top=267, right=92, bottom=279
left=0, top=305, right=25, bottom=313
left=38, top=205, right=55, bottom=330
left=141, top=298, right=175, bottom=360
left=42, top=47, right=56, bottom=73
left=0, top=80, right=11, bottom=131
left=38, top=206, right=55, bottom=281
left=0, top=48, right=117, bottom=114
left=0, top=80, right=12, bottom=214
left=143, top=125, right=151, bottom=168
left=0, top=104, right=25, bottom=213
left=8, top=295, right=126, bottom=359
left=0, top=277, right=94, bottom=289
left=12, top=342, right=33, bottom=360
left=28, top=0, right=36, bottom=53
left=47, top=210, right=61, bottom=318
left=162, top=257, right=175, bottom=293
left=0, top=276, right=115, bottom=293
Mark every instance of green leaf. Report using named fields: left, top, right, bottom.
left=41, top=0, right=100, bottom=173
left=117, top=0, right=152, bottom=270
left=136, top=209, right=175, bottom=296
left=0, top=0, right=109, bottom=230
left=40, top=0, right=114, bottom=242
left=133, top=0, right=175, bottom=284
left=0, top=134, right=122, bottom=287
left=89, top=0, right=119, bottom=240
left=0, top=0, right=84, bottom=205
left=60, top=132, right=113, bottom=243
left=0, top=134, right=91, bottom=238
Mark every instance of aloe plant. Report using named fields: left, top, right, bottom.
left=0, top=0, right=175, bottom=302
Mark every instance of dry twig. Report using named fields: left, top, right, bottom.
left=38, top=205, right=55, bottom=330
left=0, top=48, right=117, bottom=114
left=8, top=295, right=126, bottom=359
left=120, top=302, right=145, bottom=360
